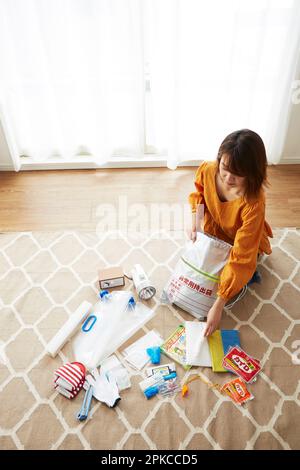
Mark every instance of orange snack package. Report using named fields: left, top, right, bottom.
left=221, top=377, right=253, bottom=405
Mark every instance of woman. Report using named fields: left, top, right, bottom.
left=188, top=129, right=273, bottom=336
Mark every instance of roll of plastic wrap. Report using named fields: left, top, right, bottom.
left=46, top=301, right=92, bottom=357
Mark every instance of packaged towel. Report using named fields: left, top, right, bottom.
left=54, top=362, right=86, bottom=399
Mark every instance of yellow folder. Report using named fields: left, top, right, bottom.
left=208, top=330, right=227, bottom=372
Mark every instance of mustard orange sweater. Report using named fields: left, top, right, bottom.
left=188, top=161, right=273, bottom=301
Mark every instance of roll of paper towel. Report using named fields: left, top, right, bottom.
left=46, top=300, right=92, bottom=357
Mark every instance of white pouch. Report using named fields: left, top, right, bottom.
left=161, top=231, right=232, bottom=319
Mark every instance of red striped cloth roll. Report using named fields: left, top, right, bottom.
left=54, top=362, right=86, bottom=399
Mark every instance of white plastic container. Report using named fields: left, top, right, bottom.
left=72, top=291, right=155, bottom=370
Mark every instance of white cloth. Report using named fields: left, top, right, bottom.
left=185, top=321, right=211, bottom=367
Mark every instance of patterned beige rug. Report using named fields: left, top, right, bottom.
left=0, top=228, right=300, bottom=450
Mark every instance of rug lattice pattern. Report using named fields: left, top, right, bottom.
left=0, top=228, right=300, bottom=450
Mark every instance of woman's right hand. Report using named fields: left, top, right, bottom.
left=191, top=228, right=197, bottom=243
left=186, top=212, right=197, bottom=242
left=186, top=226, right=197, bottom=243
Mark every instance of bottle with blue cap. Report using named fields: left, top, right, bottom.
left=127, top=296, right=136, bottom=309
left=99, top=290, right=112, bottom=301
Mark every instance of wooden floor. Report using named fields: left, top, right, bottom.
left=0, top=164, right=299, bottom=231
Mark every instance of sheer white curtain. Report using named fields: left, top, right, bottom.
left=0, top=0, right=145, bottom=165
left=1, top=0, right=300, bottom=170
left=147, top=0, right=300, bottom=168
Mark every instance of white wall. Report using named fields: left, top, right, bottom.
left=0, top=121, right=15, bottom=170
left=281, top=103, right=300, bottom=163
left=280, top=54, right=300, bottom=163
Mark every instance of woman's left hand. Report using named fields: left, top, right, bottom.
left=203, top=297, right=226, bottom=337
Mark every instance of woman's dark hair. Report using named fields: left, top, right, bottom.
left=216, top=129, right=269, bottom=201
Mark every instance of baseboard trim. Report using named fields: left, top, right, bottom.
left=19, top=157, right=200, bottom=170
left=277, top=157, right=300, bottom=164
left=1, top=156, right=300, bottom=171
left=0, top=163, right=15, bottom=171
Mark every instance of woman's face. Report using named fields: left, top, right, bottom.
left=219, top=154, right=246, bottom=190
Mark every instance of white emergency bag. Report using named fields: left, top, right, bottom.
left=162, top=231, right=235, bottom=319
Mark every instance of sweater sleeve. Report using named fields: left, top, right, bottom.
left=217, top=201, right=265, bottom=300
left=188, top=161, right=207, bottom=213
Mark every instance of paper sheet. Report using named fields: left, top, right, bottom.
left=185, top=321, right=212, bottom=367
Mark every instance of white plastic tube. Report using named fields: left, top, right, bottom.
left=46, top=301, right=92, bottom=357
